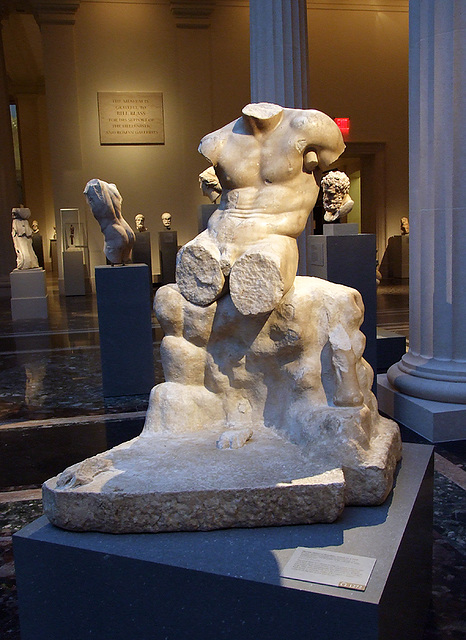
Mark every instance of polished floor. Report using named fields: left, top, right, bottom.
left=0, top=274, right=465, bottom=639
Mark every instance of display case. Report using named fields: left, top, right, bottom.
left=60, top=208, right=88, bottom=253
left=60, top=208, right=89, bottom=296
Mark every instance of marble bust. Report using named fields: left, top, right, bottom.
left=176, top=102, right=346, bottom=315
left=11, top=206, right=39, bottom=270
left=322, top=171, right=354, bottom=222
left=135, top=213, right=147, bottom=233
left=161, top=212, right=171, bottom=230
left=400, top=216, right=409, bottom=235
left=31, top=220, right=40, bottom=234
left=84, top=179, right=135, bottom=264
left=199, top=166, right=222, bottom=203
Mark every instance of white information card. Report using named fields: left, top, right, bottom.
left=281, top=547, right=376, bottom=592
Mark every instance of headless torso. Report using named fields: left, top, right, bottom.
left=176, top=103, right=345, bottom=315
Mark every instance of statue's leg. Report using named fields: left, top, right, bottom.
left=176, top=231, right=227, bottom=306
left=229, top=236, right=298, bottom=315
left=329, top=326, right=364, bottom=407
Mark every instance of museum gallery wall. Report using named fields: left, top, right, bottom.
left=2, top=1, right=408, bottom=284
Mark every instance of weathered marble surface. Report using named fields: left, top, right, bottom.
left=177, top=103, right=345, bottom=315
left=44, top=277, right=401, bottom=532
left=322, top=171, right=354, bottom=222
left=44, top=104, right=401, bottom=533
left=11, top=207, right=39, bottom=270
left=84, top=179, right=135, bottom=265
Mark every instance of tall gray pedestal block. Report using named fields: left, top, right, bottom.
left=95, top=264, right=154, bottom=397
left=10, top=268, right=48, bottom=320
left=63, top=250, right=85, bottom=296
left=14, top=444, right=432, bottom=640
left=307, top=233, right=377, bottom=379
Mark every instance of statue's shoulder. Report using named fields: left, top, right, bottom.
left=198, top=118, right=238, bottom=164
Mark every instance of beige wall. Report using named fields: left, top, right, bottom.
left=4, top=0, right=408, bottom=278
left=72, top=1, right=251, bottom=274
left=306, top=5, right=409, bottom=245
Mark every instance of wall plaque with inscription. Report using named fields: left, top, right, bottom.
left=98, top=92, right=164, bottom=145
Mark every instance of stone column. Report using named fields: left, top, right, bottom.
left=249, top=0, right=309, bottom=108
left=32, top=1, right=83, bottom=293
left=0, top=10, right=20, bottom=294
left=249, top=0, right=310, bottom=272
left=379, top=0, right=466, bottom=441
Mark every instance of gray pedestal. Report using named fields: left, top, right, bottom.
left=50, top=239, right=58, bottom=273
left=14, top=443, right=432, bottom=640
left=95, top=264, right=155, bottom=397
left=10, top=268, right=48, bottom=320
left=159, top=230, right=177, bottom=284
left=380, top=235, right=409, bottom=279
left=307, top=233, right=377, bottom=381
left=323, top=222, right=359, bottom=236
left=63, top=250, right=85, bottom=296
left=376, top=329, right=407, bottom=374
left=32, top=233, right=45, bottom=268
left=132, top=231, right=152, bottom=284
left=378, top=373, right=466, bottom=442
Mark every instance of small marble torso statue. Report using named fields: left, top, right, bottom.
left=135, top=214, right=147, bottom=233
left=161, top=212, right=171, bottom=230
left=84, top=179, right=135, bottom=264
left=176, top=102, right=345, bottom=315
left=322, top=171, right=354, bottom=222
left=199, top=166, right=222, bottom=203
left=11, top=206, right=39, bottom=269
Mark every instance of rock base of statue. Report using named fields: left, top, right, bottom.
left=10, top=268, right=48, bottom=320
left=43, top=276, right=401, bottom=533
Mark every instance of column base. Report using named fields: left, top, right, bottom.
left=377, top=373, right=466, bottom=442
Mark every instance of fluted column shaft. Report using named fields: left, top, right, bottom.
left=250, top=0, right=309, bottom=109
left=249, top=0, right=310, bottom=272
left=388, top=0, right=466, bottom=403
left=0, top=18, right=20, bottom=291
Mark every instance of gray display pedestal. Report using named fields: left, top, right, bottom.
left=10, top=268, right=48, bottom=320
left=380, top=235, right=409, bottom=279
left=376, top=329, right=407, bottom=374
left=307, top=231, right=377, bottom=381
left=133, top=231, right=153, bottom=284
left=14, top=444, right=432, bottom=640
left=159, top=230, right=177, bottom=284
left=95, top=264, right=154, bottom=397
left=32, top=233, right=45, bottom=269
left=50, top=239, right=58, bottom=273
left=63, top=250, right=85, bottom=296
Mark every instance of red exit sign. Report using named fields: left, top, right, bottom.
left=335, top=117, right=350, bottom=136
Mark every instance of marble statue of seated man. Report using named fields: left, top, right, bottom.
left=176, top=102, right=345, bottom=315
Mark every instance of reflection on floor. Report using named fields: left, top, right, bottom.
left=0, top=275, right=465, bottom=639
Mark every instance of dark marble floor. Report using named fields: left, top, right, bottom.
left=0, top=275, right=465, bottom=639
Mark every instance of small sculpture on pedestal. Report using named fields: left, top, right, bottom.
left=400, top=216, right=410, bottom=235
left=84, top=179, right=135, bottom=265
left=11, top=206, right=39, bottom=270
left=31, top=220, right=40, bottom=234
left=135, top=214, right=147, bottom=233
left=161, top=212, right=172, bottom=230
left=159, top=212, right=177, bottom=284
left=322, top=171, right=354, bottom=222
